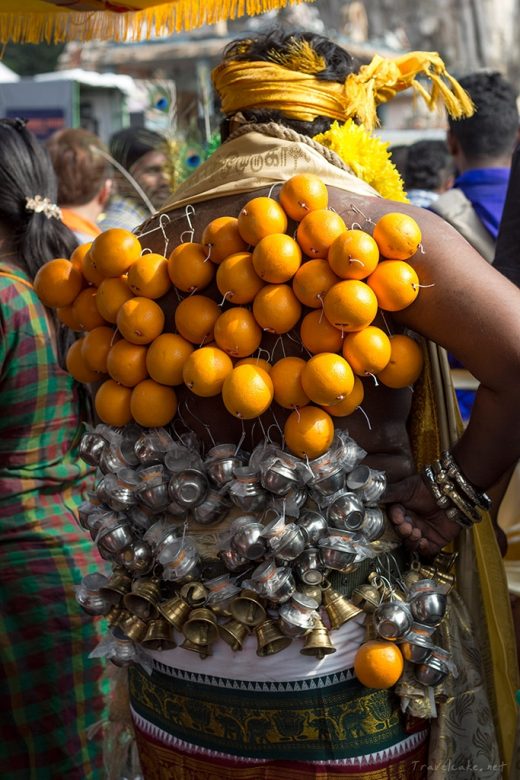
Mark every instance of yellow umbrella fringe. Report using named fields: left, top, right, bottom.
left=0, top=0, right=308, bottom=44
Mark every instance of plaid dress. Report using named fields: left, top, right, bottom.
left=0, top=263, right=106, bottom=779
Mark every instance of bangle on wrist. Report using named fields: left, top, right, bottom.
left=422, top=451, right=491, bottom=527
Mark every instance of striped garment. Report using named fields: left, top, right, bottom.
left=0, top=262, right=107, bottom=779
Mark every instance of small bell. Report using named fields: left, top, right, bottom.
left=255, top=619, right=292, bottom=656
left=179, top=581, right=208, bottom=607
left=123, top=578, right=161, bottom=620
left=321, top=582, right=363, bottom=629
left=118, top=611, right=148, bottom=642
left=180, top=637, right=212, bottom=659
left=218, top=619, right=250, bottom=651
left=300, top=619, right=336, bottom=658
left=158, top=594, right=191, bottom=631
left=351, top=583, right=381, bottom=613
left=99, top=568, right=132, bottom=606
left=182, top=607, right=219, bottom=647
left=229, top=589, right=267, bottom=627
left=141, top=619, right=177, bottom=651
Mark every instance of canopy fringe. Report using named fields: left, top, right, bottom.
left=0, top=0, right=306, bottom=43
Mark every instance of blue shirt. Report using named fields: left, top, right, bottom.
left=454, top=168, right=510, bottom=239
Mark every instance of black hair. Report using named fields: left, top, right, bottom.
left=109, top=127, right=167, bottom=171
left=404, top=140, right=455, bottom=191
left=219, top=30, right=360, bottom=141
left=389, top=145, right=410, bottom=179
left=448, top=71, right=519, bottom=161
left=0, top=119, right=77, bottom=280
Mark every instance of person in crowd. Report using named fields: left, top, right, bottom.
left=431, top=72, right=518, bottom=425
left=431, top=70, right=519, bottom=262
left=100, top=127, right=171, bottom=231
left=404, top=139, right=455, bottom=208
left=117, top=32, right=520, bottom=779
left=0, top=118, right=105, bottom=779
left=46, top=127, right=112, bottom=244
left=388, top=143, right=409, bottom=180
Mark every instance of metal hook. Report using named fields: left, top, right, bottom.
left=182, top=399, right=216, bottom=447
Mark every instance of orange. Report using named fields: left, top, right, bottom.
left=146, top=333, right=193, bottom=386
left=89, top=228, right=142, bottom=277
left=65, top=339, right=99, bottom=384
left=235, top=357, right=272, bottom=374
left=372, top=212, right=422, bottom=260
left=174, top=295, right=220, bottom=345
left=237, top=197, right=288, bottom=246
left=342, top=326, right=391, bottom=376
left=377, top=334, right=424, bottom=389
left=168, top=242, right=215, bottom=293
left=354, top=640, right=404, bottom=689
left=270, top=357, right=309, bottom=410
left=95, top=379, right=133, bottom=426
left=222, top=364, right=274, bottom=419
left=116, top=297, right=164, bottom=345
left=301, top=352, right=354, bottom=406
left=33, top=258, right=83, bottom=308
left=201, top=216, right=248, bottom=264
left=216, top=252, right=263, bottom=304
left=299, top=310, right=343, bottom=354
left=81, top=325, right=116, bottom=374
left=279, top=173, right=329, bottom=222
left=323, top=280, right=378, bottom=332
left=70, top=241, right=92, bottom=274
left=252, top=284, right=302, bottom=334
left=182, top=346, right=233, bottom=397
left=323, top=376, right=364, bottom=417
left=81, top=250, right=106, bottom=287
left=72, top=288, right=107, bottom=331
left=130, top=379, right=178, bottom=427
left=328, top=229, right=380, bottom=280
left=284, top=406, right=334, bottom=459
left=367, top=260, right=419, bottom=312
left=96, top=276, right=134, bottom=324
left=214, top=308, right=262, bottom=358
left=292, top=259, right=340, bottom=309
left=252, top=234, right=302, bottom=283
left=57, top=304, right=82, bottom=331
left=296, top=209, right=346, bottom=258
left=127, top=253, right=171, bottom=299
left=106, top=339, right=148, bottom=387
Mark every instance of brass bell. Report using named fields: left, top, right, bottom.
left=182, top=607, right=218, bottom=646
left=99, top=569, right=132, bottom=606
left=218, top=619, right=250, bottom=651
left=255, top=619, right=292, bottom=656
left=351, top=584, right=381, bottom=613
left=419, top=564, right=456, bottom=594
left=211, top=601, right=233, bottom=619
left=229, top=589, right=266, bottom=627
left=179, top=581, right=208, bottom=607
left=123, top=578, right=161, bottom=620
left=106, top=604, right=123, bottom=626
left=118, top=611, right=148, bottom=642
left=180, top=637, right=212, bottom=658
left=300, top=619, right=336, bottom=658
left=158, top=594, right=191, bottom=631
left=141, top=619, right=177, bottom=650
left=322, top=583, right=363, bottom=629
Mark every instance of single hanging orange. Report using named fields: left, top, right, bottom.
left=252, top=233, right=302, bottom=283
left=127, top=253, right=171, bottom=299
left=354, top=640, right=404, bottom=688
left=342, top=326, right=392, bottom=376
left=222, top=364, right=274, bottom=419
left=284, top=406, right=334, bottom=459
left=323, top=280, right=378, bottom=332
left=168, top=242, right=214, bottom=293
left=279, top=173, right=329, bottom=222
left=202, top=216, right=248, bottom=264
left=301, top=353, right=354, bottom=406
left=174, top=295, right=220, bottom=345
left=328, top=229, right=380, bottom=280
left=216, top=252, right=264, bottom=304
left=377, top=334, right=424, bottom=388
left=292, top=259, right=340, bottom=309
left=34, top=258, right=83, bottom=309
left=237, top=197, right=288, bottom=245
left=367, top=260, right=419, bottom=311
left=296, top=209, right=346, bottom=258
left=89, top=228, right=142, bottom=277
left=182, top=346, right=233, bottom=397
left=322, top=375, right=364, bottom=417
left=270, top=357, right=310, bottom=410
left=372, top=212, right=422, bottom=260
left=252, top=284, right=302, bottom=334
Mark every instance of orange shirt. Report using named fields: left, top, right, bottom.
left=61, top=208, right=101, bottom=243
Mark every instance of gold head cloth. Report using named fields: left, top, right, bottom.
left=212, top=41, right=474, bottom=131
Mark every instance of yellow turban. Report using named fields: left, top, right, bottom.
left=212, top=41, right=474, bottom=131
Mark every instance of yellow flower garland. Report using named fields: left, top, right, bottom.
left=313, top=120, right=408, bottom=203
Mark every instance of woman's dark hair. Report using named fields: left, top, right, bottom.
left=219, top=30, right=360, bottom=141
left=0, top=119, right=77, bottom=280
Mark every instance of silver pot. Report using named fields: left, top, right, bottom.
left=309, top=465, right=345, bottom=497
left=192, top=489, right=231, bottom=525
left=120, top=541, right=154, bottom=575
left=228, top=470, right=268, bottom=513
left=297, top=510, right=328, bottom=544
left=269, top=524, right=307, bottom=561
left=97, top=522, right=134, bottom=556
left=360, top=506, right=386, bottom=541
left=279, top=593, right=319, bottom=637
left=293, top=547, right=327, bottom=585
left=137, top=479, right=171, bottom=513
left=158, top=538, right=201, bottom=582
left=79, top=432, right=107, bottom=467
left=318, top=537, right=357, bottom=571
left=374, top=601, right=413, bottom=640
left=414, top=649, right=451, bottom=687
left=206, top=444, right=247, bottom=489
left=409, top=580, right=447, bottom=626
left=134, top=428, right=174, bottom=466
left=327, top=492, right=365, bottom=530
left=76, top=572, right=111, bottom=615
left=261, top=460, right=300, bottom=496
left=168, top=469, right=209, bottom=509
left=346, top=465, right=386, bottom=504
left=230, top=521, right=267, bottom=560
left=218, top=547, right=250, bottom=572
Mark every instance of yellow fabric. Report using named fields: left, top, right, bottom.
left=212, top=50, right=474, bottom=131
left=0, top=0, right=304, bottom=42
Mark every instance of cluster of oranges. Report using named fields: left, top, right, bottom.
left=34, top=173, right=424, bottom=458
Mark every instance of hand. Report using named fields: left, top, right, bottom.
left=383, top=473, right=463, bottom=558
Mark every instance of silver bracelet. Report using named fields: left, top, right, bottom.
left=422, top=453, right=491, bottom=526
